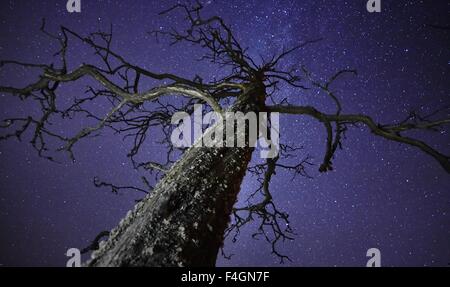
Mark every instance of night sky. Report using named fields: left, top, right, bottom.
left=0, top=0, right=449, bottom=267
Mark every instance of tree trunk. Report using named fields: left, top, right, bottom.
left=87, top=85, right=265, bottom=266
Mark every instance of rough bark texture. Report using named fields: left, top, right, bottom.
left=87, top=85, right=265, bottom=266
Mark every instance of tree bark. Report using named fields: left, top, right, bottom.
left=87, top=84, right=265, bottom=266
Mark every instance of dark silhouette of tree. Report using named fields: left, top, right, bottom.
left=0, top=3, right=449, bottom=266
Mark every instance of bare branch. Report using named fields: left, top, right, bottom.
left=81, top=231, right=111, bottom=254
left=267, top=105, right=450, bottom=173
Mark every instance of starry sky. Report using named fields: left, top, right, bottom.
left=0, top=0, right=449, bottom=267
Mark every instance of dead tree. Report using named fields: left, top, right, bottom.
left=0, top=3, right=449, bottom=266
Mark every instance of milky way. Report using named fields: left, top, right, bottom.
left=0, top=0, right=449, bottom=266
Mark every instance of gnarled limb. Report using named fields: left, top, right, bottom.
left=267, top=105, right=450, bottom=173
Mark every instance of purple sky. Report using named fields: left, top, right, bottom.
left=0, top=0, right=449, bottom=267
